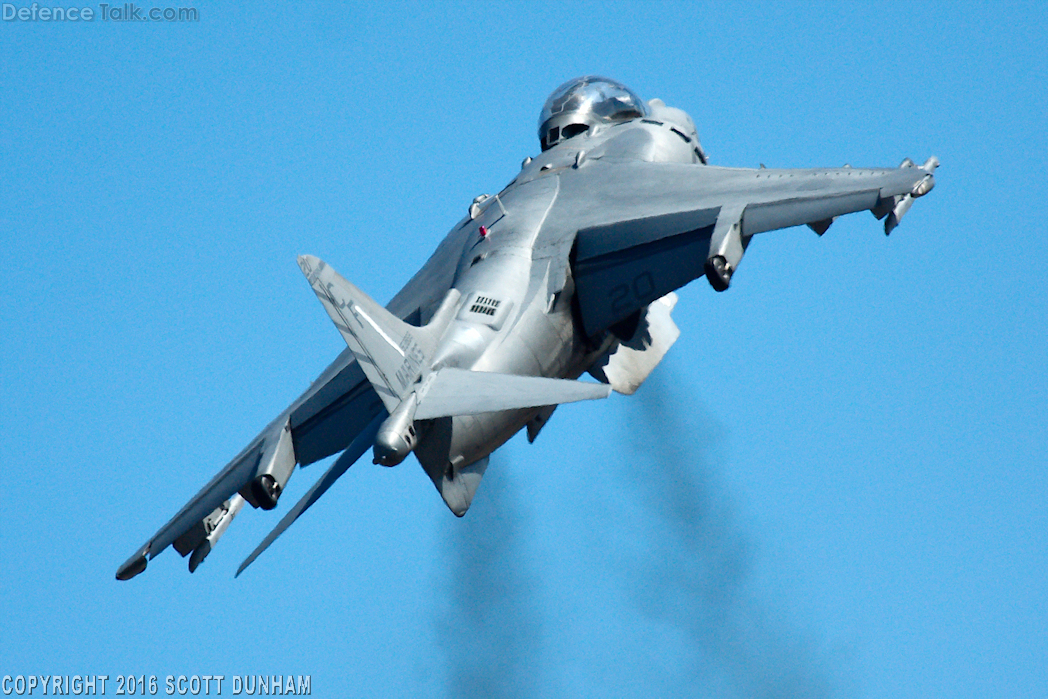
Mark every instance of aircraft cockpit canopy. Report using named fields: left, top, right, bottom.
left=538, top=76, right=648, bottom=151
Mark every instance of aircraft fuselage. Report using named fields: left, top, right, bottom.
left=415, top=107, right=703, bottom=484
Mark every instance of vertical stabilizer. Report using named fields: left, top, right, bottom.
left=297, top=255, right=459, bottom=412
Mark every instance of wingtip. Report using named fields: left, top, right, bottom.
left=115, top=544, right=151, bottom=581
left=115, top=553, right=148, bottom=581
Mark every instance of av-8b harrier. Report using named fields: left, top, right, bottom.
left=117, top=77, right=937, bottom=580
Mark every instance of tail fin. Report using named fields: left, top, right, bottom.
left=297, top=255, right=458, bottom=412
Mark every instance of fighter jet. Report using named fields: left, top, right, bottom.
left=116, top=76, right=937, bottom=580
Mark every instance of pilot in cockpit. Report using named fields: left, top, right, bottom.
left=538, top=76, right=648, bottom=151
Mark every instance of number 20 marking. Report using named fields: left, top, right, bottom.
left=610, top=271, right=655, bottom=313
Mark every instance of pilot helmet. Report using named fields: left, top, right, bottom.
left=538, top=76, right=648, bottom=151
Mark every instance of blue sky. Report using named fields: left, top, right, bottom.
left=2, top=2, right=1046, bottom=697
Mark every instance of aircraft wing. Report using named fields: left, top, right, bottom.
left=115, top=351, right=383, bottom=580
left=555, top=156, right=938, bottom=336
left=116, top=216, right=474, bottom=580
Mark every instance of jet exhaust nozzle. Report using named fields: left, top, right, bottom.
left=705, top=255, right=733, bottom=292
left=249, top=474, right=281, bottom=510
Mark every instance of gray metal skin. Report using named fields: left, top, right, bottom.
left=117, top=78, right=937, bottom=580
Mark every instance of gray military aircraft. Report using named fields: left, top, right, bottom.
left=117, top=76, right=937, bottom=580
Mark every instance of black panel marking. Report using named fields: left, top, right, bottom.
left=670, top=127, right=692, bottom=143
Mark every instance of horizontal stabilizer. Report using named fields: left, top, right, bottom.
left=414, top=368, right=611, bottom=420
